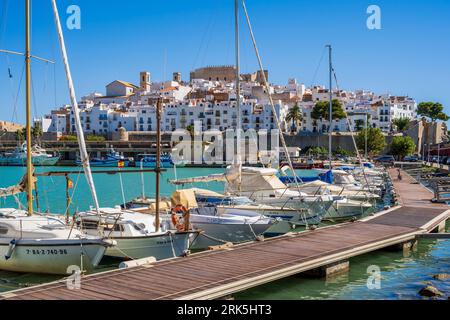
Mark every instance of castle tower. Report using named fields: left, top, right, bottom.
left=140, top=71, right=151, bottom=91
left=173, top=72, right=182, bottom=83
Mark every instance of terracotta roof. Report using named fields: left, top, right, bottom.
left=107, top=80, right=139, bottom=89
left=160, top=86, right=179, bottom=93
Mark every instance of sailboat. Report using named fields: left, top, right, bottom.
left=127, top=189, right=283, bottom=250
left=169, top=166, right=334, bottom=226
left=76, top=99, right=197, bottom=260
left=0, top=0, right=112, bottom=275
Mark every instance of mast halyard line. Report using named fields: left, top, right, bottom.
left=51, top=0, right=100, bottom=214
left=240, top=0, right=302, bottom=186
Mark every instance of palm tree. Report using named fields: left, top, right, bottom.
left=186, top=124, right=195, bottom=136
left=285, top=103, right=303, bottom=134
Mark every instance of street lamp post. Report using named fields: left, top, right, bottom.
left=438, top=143, right=440, bottom=163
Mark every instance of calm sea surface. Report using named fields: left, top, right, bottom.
left=0, top=166, right=448, bottom=299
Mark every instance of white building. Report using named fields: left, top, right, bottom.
left=129, top=99, right=288, bottom=133
left=69, top=104, right=136, bottom=135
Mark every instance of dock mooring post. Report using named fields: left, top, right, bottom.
left=301, top=260, right=350, bottom=279
left=385, top=240, right=418, bottom=252
left=432, top=220, right=447, bottom=233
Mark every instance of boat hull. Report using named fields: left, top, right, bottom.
left=324, top=201, right=373, bottom=221
left=104, top=231, right=192, bottom=260
left=189, top=221, right=273, bottom=250
left=255, top=198, right=332, bottom=225
left=139, top=161, right=174, bottom=168
left=0, top=155, right=60, bottom=166
left=76, top=160, right=130, bottom=167
left=0, top=239, right=107, bottom=275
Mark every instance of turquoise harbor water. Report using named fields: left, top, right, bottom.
left=0, top=166, right=448, bottom=299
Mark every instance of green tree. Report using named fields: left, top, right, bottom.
left=390, top=136, right=416, bottom=159
left=356, top=127, right=386, bottom=156
left=285, top=103, right=303, bottom=133
left=308, top=146, right=328, bottom=155
left=311, top=99, right=346, bottom=120
left=417, top=102, right=449, bottom=122
left=334, top=146, right=354, bottom=157
left=86, top=135, right=105, bottom=142
left=392, top=117, right=411, bottom=132
left=60, top=134, right=78, bottom=141
left=31, top=123, right=43, bottom=140
left=354, top=119, right=364, bottom=131
left=16, top=128, right=26, bottom=142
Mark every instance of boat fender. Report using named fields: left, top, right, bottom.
left=5, top=239, right=17, bottom=261
left=119, top=256, right=157, bottom=269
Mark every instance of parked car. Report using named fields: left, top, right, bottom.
left=404, top=155, right=419, bottom=162
left=374, top=155, right=395, bottom=165
left=430, top=156, right=439, bottom=163
left=439, top=156, right=448, bottom=164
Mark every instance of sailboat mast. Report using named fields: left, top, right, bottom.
left=25, top=0, right=33, bottom=215
left=327, top=45, right=332, bottom=168
left=155, top=98, right=162, bottom=232
left=51, top=0, right=100, bottom=213
left=234, top=0, right=242, bottom=190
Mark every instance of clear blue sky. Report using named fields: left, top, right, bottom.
left=0, top=0, right=449, bottom=124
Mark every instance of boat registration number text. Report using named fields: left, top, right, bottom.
left=25, top=249, right=68, bottom=255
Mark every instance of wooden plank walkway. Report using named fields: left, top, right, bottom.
left=1, top=169, right=448, bottom=300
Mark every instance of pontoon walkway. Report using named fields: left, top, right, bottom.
left=1, top=169, right=448, bottom=300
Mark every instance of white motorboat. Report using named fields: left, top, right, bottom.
left=76, top=207, right=196, bottom=260
left=190, top=187, right=320, bottom=227
left=288, top=180, right=380, bottom=202
left=324, top=198, right=373, bottom=221
left=188, top=206, right=278, bottom=249
left=170, top=167, right=334, bottom=225
left=171, top=189, right=281, bottom=249
left=0, top=209, right=111, bottom=274
left=0, top=143, right=60, bottom=166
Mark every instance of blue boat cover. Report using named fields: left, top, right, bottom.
left=278, top=176, right=318, bottom=184
left=334, top=166, right=355, bottom=171
left=318, top=170, right=334, bottom=184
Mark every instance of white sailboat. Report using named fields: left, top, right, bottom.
left=0, top=0, right=112, bottom=275
left=0, top=208, right=109, bottom=274
left=76, top=99, right=197, bottom=260
left=76, top=208, right=193, bottom=260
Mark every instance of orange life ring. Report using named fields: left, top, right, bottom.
left=171, top=205, right=188, bottom=231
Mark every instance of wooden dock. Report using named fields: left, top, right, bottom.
left=1, top=169, right=448, bottom=300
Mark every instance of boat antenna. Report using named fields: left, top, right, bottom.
left=51, top=0, right=100, bottom=214
left=234, top=0, right=242, bottom=192
left=25, top=0, right=33, bottom=215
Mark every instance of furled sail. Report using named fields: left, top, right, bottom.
left=0, top=173, right=36, bottom=198
left=169, top=173, right=227, bottom=185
